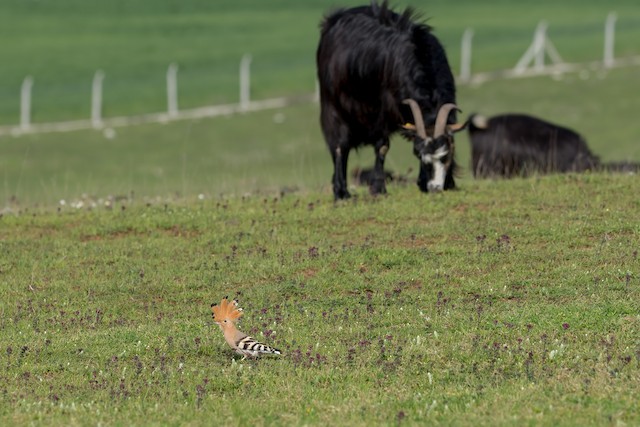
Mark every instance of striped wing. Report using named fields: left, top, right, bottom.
left=235, top=336, right=281, bottom=357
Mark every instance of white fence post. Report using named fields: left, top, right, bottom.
left=20, top=76, right=34, bottom=131
left=91, top=70, right=105, bottom=129
left=604, top=12, right=617, bottom=68
left=534, top=21, right=548, bottom=71
left=239, top=54, right=252, bottom=111
left=514, top=21, right=563, bottom=75
left=460, top=28, right=474, bottom=83
left=515, top=22, right=543, bottom=74
left=167, top=63, right=179, bottom=117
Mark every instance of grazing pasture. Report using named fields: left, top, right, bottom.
left=1, top=177, right=639, bottom=425
left=1, top=1, right=640, bottom=425
left=2, top=66, right=640, bottom=206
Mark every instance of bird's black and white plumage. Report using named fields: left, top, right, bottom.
left=235, top=335, right=282, bottom=358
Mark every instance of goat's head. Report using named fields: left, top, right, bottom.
left=403, top=99, right=466, bottom=192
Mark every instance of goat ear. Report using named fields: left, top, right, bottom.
left=400, top=125, right=418, bottom=142
left=400, top=124, right=427, bottom=144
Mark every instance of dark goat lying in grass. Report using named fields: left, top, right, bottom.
left=467, top=113, right=602, bottom=178
left=317, top=1, right=464, bottom=199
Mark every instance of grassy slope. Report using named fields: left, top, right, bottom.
left=1, top=175, right=639, bottom=426
left=1, top=0, right=639, bottom=124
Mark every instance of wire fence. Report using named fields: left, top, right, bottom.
left=1, top=13, right=638, bottom=139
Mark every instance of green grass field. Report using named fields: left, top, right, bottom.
left=1, top=176, right=639, bottom=425
left=2, top=1, right=640, bottom=425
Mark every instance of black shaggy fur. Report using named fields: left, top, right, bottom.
left=317, top=1, right=458, bottom=199
left=467, top=113, right=601, bottom=178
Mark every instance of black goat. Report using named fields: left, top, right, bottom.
left=316, top=1, right=464, bottom=199
left=467, top=113, right=601, bottom=178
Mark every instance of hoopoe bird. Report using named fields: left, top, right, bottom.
left=211, top=297, right=281, bottom=359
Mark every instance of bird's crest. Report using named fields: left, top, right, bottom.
left=211, top=297, right=243, bottom=323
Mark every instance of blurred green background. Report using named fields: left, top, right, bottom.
left=1, top=0, right=639, bottom=205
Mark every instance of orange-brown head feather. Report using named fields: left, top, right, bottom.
left=211, top=298, right=243, bottom=324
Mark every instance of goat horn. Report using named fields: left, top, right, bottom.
left=402, top=99, right=428, bottom=140
left=434, top=103, right=460, bottom=138
left=447, top=121, right=468, bottom=132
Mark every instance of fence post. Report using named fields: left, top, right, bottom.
left=91, top=70, right=105, bottom=129
left=514, top=21, right=563, bottom=74
left=460, top=28, right=474, bottom=83
left=167, top=63, right=179, bottom=117
left=533, top=21, right=548, bottom=71
left=513, top=21, right=547, bottom=74
left=239, top=54, right=252, bottom=111
left=20, top=76, right=34, bottom=132
left=604, top=12, right=617, bottom=68
left=314, top=79, right=320, bottom=103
